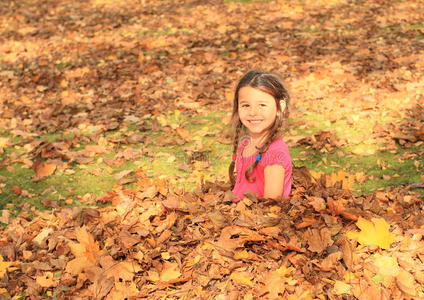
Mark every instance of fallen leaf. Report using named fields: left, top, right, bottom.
left=304, top=227, right=333, bottom=253
left=346, top=217, right=395, bottom=249
left=159, top=261, right=181, bottom=283
left=0, top=256, right=20, bottom=277
left=229, top=271, right=254, bottom=287
left=36, top=272, right=57, bottom=288
left=396, top=269, right=417, bottom=297
left=332, top=280, right=352, bottom=295
left=33, top=160, right=57, bottom=180
left=33, top=228, right=54, bottom=247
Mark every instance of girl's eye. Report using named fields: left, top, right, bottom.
left=260, top=104, right=267, bottom=107
left=241, top=104, right=249, bottom=108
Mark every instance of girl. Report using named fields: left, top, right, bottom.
left=229, top=70, right=293, bottom=201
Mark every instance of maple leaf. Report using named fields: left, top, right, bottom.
left=100, top=255, right=141, bottom=282
left=257, top=266, right=294, bottom=298
left=65, top=226, right=104, bottom=275
left=346, top=217, right=395, bottom=249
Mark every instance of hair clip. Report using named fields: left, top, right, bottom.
left=232, top=154, right=237, bottom=161
left=255, top=154, right=262, bottom=162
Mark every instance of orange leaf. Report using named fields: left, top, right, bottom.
left=33, top=160, right=57, bottom=180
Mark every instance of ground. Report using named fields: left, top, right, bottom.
left=0, top=0, right=423, bottom=299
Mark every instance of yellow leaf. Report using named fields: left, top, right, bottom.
left=0, top=138, right=10, bottom=153
left=373, top=254, right=400, bottom=277
left=36, top=272, right=56, bottom=288
left=105, top=281, right=139, bottom=300
left=346, top=217, right=395, bottom=249
left=146, top=270, right=160, bottom=282
left=159, top=262, right=181, bottom=282
left=33, top=228, right=53, bottom=246
left=276, top=265, right=294, bottom=277
left=333, top=281, right=352, bottom=295
left=0, top=256, right=20, bottom=277
left=372, top=254, right=400, bottom=287
left=229, top=271, right=254, bottom=287
left=234, top=250, right=249, bottom=260
left=286, top=277, right=298, bottom=285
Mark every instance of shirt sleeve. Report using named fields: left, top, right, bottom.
left=260, top=148, right=292, bottom=171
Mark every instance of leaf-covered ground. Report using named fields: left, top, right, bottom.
left=0, top=0, right=423, bottom=298
left=1, top=171, right=424, bottom=299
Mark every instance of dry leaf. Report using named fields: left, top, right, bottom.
left=346, top=217, right=395, bottom=249
left=33, top=160, right=57, bottom=180
left=160, top=262, right=181, bottom=283
left=304, top=227, right=333, bottom=253
left=229, top=271, right=254, bottom=287
left=396, top=269, right=417, bottom=297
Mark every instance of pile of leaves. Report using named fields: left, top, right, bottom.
left=1, top=168, right=423, bottom=299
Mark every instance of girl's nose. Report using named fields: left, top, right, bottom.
left=249, top=105, right=259, bottom=115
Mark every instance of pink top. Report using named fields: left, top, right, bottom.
left=232, top=137, right=292, bottom=201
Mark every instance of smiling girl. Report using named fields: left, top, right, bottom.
left=229, top=70, right=293, bottom=201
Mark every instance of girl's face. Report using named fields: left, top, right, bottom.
left=238, top=86, right=282, bottom=140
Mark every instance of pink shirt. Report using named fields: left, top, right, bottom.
left=232, top=137, right=292, bottom=201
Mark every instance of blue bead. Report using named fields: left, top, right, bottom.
left=255, top=154, right=262, bottom=162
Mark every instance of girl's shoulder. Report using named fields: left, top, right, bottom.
left=268, top=137, right=289, bottom=152
left=261, top=137, right=292, bottom=167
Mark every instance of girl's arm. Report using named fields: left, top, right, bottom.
left=263, top=165, right=285, bottom=199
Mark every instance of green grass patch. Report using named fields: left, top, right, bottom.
left=0, top=110, right=422, bottom=213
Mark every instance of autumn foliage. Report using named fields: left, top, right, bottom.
left=0, top=0, right=424, bottom=299
left=1, top=168, right=423, bottom=299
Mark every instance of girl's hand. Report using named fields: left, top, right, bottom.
left=263, top=165, right=285, bottom=199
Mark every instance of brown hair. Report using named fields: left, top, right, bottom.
left=228, top=70, right=290, bottom=186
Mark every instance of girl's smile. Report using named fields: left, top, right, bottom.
left=238, top=86, right=282, bottom=140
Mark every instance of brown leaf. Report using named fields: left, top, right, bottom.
left=338, top=236, right=354, bottom=270
left=304, top=228, right=333, bottom=253
left=216, top=226, right=265, bottom=252
left=114, top=169, right=133, bottom=180
left=156, top=229, right=172, bottom=245
left=317, top=252, right=342, bottom=271
left=207, top=210, right=228, bottom=229
left=91, top=276, right=114, bottom=300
